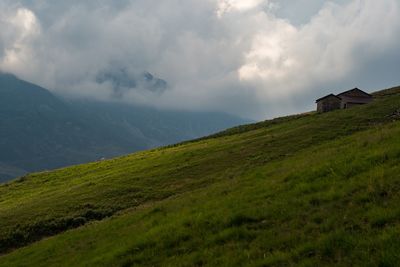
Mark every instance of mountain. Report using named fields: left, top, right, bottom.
left=96, top=68, right=168, bottom=97
left=0, top=73, right=249, bottom=182
left=0, top=86, right=400, bottom=266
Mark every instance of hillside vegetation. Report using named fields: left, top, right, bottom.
left=1, top=86, right=400, bottom=266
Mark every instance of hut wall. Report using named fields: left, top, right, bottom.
left=317, top=97, right=341, bottom=113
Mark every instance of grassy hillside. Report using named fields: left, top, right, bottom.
left=0, top=86, right=400, bottom=266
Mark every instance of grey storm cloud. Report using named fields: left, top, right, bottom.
left=0, top=0, right=399, bottom=120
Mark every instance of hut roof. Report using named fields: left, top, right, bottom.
left=337, top=88, right=372, bottom=98
left=315, top=94, right=341, bottom=103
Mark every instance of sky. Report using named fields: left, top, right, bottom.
left=0, top=0, right=399, bottom=120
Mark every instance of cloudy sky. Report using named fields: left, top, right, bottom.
left=0, top=0, right=399, bottom=119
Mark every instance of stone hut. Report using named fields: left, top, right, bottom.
left=316, top=94, right=341, bottom=113
left=316, top=88, right=373, bottom=113
left=337, top=88, right=373, bottom=109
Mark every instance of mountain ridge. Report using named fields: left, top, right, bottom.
left=0, top=73, right=249, bottom=182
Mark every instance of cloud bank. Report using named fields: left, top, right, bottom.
left=0, top=0, right=399, bottom=119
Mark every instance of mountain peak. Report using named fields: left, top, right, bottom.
left=96, top=68, right=168, bottom=98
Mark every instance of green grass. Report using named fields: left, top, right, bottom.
left=0, top=86, right=400, bottom=266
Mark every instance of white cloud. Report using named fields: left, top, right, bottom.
left=217, top=0, right=265, bottom=17
left=0, top=7, right=40, bottom=73
left=0, top=0, right=399, bottom=119
left=238, top=0, right=400, bottom=101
